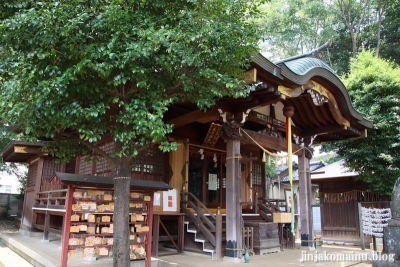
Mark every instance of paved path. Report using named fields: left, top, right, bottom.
left=158, top=245, right=374, bottom=267
left=0, top=241, right=33, bottom=267
left=0, top=231, right=377, bottom=267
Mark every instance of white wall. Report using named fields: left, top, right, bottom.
left=0, top=164, right=27, bottom=194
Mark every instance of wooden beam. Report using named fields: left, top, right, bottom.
left=240, top=129, right=303, bottom=156
left=167, top=107, right=220, bottom=129
left=236, top=94, right=283, bottom=112
left=323, top=226, right=357, bottom=232
left=14, top=146, right=42, bottom=154
left=245, top=68, right=257, bottom=84
left=246, top=110, right=302, bottom=135
left=326, top=90, right=350, bottom=127
left=239, top=157, right=258, bottom=163
left=299, top=125, right=346, bottom=137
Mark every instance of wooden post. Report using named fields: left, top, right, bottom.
left=60, top=186, right=73, bottom=267
left=178, top=213, right=184, bottom=253
left=249, top=153, right=253, bottom=210
left=215, top=207, right=222, bottom=259
left=254, top=192, right=258, bottom=214
left=358, top=202, right=365, bottom=250
left=225, top=138, right=242, bottom=258
left=43, top=192, right=51, bottom=241
left=151, top=214, right=160, bottom=257
left=298, top=149, right=313, bottom=248
left=43, top=211, right=50, bottom=241
left=146, top=191, right=154, bottom=267
left=180, top=186, right=187, bottom=212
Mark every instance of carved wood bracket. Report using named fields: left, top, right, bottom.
left=220, top=121, right=242, bottom=140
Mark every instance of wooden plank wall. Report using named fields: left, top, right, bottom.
left=320, top=199, right=359, bottom=239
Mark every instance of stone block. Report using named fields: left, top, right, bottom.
left=384, top=227, right=400, bottom=260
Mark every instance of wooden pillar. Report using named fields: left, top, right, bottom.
left=43, top=192, right=52, bottom=241
left=43, top=211, right=50, bottom=241
left=225, top=138, right=242, bottom=258
left=60, top=185, right=73, bottom=267
left=151, top=214, right=160, bottom=257
left=146, top=191, right=154, bottom=267
left=298, top=148, right=314, bottom=248
left=215, top=207, right=223, bottom=259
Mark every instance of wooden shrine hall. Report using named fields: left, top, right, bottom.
left=1, top=41, right=372, bottom=263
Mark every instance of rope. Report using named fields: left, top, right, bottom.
left=239, top=128, right=286, bottom=158
left=226, top=156, right=243, bottom=161
left=225, top=248, right=244, bottom=251
left=239, top=128, right=313, bottom=159
left=113, top=176, right=131, bottom=180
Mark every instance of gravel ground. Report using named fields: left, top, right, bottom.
left=0, top=219, right=19, bottom=234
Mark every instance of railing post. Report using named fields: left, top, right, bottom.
left=196, top=203, right=201, bottom=226
left=47, top=192, right=52, bottom=208
left=43, top=192, right=52, bottom=241
left=43, top=211, right=50, bottom=241
left=254, top=192, right=259, bottom=214
left=180, top=186, right=187, bottom=212
left=215, top=207, right=222, bottom=260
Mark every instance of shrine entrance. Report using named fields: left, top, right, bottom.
left=188, top=147, right=226, bottom=209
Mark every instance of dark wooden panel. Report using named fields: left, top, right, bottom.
left=323, top=227, right=357, bottom=231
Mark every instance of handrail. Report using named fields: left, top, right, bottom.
left=37, top=189, right=68, bottom=194
left=181, top=191, right=216, bottom=221
left=180, top=190, right=222, bottom=253
left=257, top=197, right=283, bottom=213
left=35, top=189, right=68, bottom=208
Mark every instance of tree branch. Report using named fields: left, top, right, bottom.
left=58, top=132, right=114, bottom=163
left=165, top=80, right=183, bottom=94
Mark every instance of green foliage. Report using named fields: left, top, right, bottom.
left=380, top=0, right=400, bottom=66
left=324, top=51, right=400, bottom=195
left=0, top=2, right=266, bottom=264
left=0, top=0, right=265, bottom=162
left=265, top=156, right=280, bottom=178
left=314, top=153, right=343, bottom=165
left=258, top=0, right=336, bottom=60
left=328, top=23, right=354, bottom=75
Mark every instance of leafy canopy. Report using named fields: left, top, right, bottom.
left=0, top=0, right=265, bottom=162
left=323, top=51, right=400, bottom=195
left=258, top=0, right=336, bottom=61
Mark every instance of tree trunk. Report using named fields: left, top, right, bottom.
left=375, top=17, right=382, bottom=58
left=112, top=164, right=132, bottom=267
left=375, top=1, right=386, bottom=58
left=351, top=30, right=358, bottom=58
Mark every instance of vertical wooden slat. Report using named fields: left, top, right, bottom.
left=215, top=209, right=222, bottom=259
left=151, top=214, right=160, bottom=257
left=61, top=186, right=73, bottom=267
left=146, top=191, right=154, bottom=267
left=43, top=211, right=50, bottom=241
left=178, top=213, right=184, bottom=253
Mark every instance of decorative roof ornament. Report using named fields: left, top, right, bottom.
left=308, top=89, right=328, bottom=106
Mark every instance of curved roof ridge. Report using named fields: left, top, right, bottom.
left=274, top=40, right=333, bottom=66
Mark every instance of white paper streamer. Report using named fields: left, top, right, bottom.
left=361, top=207, right=391, bottom=237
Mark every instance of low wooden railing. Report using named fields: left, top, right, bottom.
left=180, top=190, right=223, bottom=259
left=279, top=224, right=295, bottom=250
left=256, top=197, right=285, bottom=221
left=35, top=189, right=68, bottom=210
left=32, top=189, right=68, bottom=240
